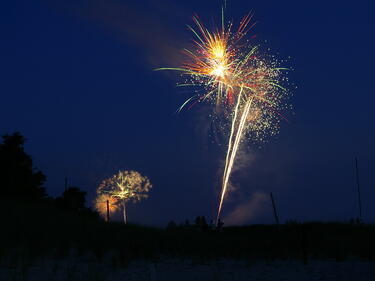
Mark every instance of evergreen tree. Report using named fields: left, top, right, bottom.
left=0, top=132, right=46, bottom=200
left=55, top=187, right=87, bottom=211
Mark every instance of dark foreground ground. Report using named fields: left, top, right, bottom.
left=1, top=199, right=374, bottom=280
left=2, top=258, right=375, bottom=281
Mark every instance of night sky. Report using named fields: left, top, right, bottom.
left=1, top=0, right=375, bottom=226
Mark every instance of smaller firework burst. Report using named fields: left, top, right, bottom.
left=96, top=170, right=152, bottom=223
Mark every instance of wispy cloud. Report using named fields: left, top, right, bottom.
left=224, top=191, right=269, bottom=225
left=48, top=0, right=186, bottom=66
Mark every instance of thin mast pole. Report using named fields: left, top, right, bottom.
left=355, top=157, right=362, bottom=221
left=270, top=192, right=280, bottom=226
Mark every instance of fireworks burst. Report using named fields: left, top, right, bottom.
left=96, top=170, right=152, bottom=223
left=157, top=8, right=290, bottom=223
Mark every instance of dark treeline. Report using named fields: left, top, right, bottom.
left=0, top=132, right=95, bottom=214
left=1, top=132, right=375, bottom=265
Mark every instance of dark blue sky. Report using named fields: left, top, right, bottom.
left=1, top=0, right=374, bottom=226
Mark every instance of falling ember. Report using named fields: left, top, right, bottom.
left=157, top=7, right=291, bottom=223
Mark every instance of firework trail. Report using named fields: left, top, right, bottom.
left=218, top=96, right=253, bottom=221
left=157, top=7, right=290, bottom=224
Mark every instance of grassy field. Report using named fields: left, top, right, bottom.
left=1, top=199, right=374, bottom=266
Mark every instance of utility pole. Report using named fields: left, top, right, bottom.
left=122, top=200, right=127, bottom=224
left=355, top=157, right=363, bottom=222
left=106, top=200, right=110, bottom=223
left=270, top=192, right=280, bottom=227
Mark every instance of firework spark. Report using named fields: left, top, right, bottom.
left=157, top=8, right=290, bottom=223
left=96, top=170, right=152, bottom=223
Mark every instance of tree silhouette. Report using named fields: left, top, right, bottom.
left=194, top=216, right=208, bottom=231
left=56, top=187, right=87, bottom=212
left=0, top=132, right=46, bottom=200
left=167, top=220, right=177, bottom=230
